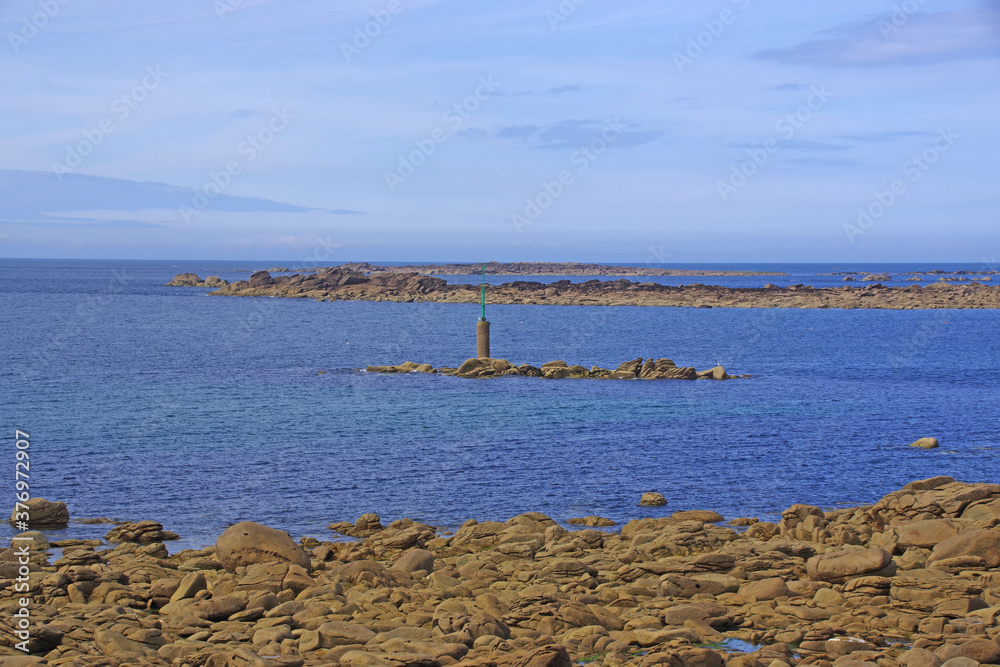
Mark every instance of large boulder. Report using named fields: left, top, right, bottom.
left=896, top=519, right=959, bottom=549
left=927, top=529, right=1000, bottom=568
left=392, top=548, right=435, bottom=575
left=806, top=547, right=895, bottom=582
left=215, top=521, right=311, bottom=573
left=10, top=498, right=69, bottom=528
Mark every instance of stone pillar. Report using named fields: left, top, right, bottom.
left=477, top=320, right=490, bottom=359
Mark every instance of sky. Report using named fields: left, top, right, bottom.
left=1, top=0, right=998, bottom=263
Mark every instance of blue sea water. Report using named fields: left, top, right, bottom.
left=1, top=259, right=998, bottom=551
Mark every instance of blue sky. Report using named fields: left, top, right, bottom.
left=2, top=0, right=998, bottom=262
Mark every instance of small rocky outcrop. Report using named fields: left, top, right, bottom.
left=9, top=497, right=69, bottom=528
left=639, top=492, right=668, bottom=507
left=164, top=273, right=229, bottom=288
left=105, top=520, right=180, bottom=543
left=910, top=437, right=940, bottom=449
left=366, top=357, right=744, bottom=380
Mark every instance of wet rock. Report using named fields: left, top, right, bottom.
left=640, top=492, right=668, bottom=507
left=910, top=437, right=940, bottom=449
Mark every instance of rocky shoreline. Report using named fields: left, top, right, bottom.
left=3, top=478, right=1000, bottom=666
left=365, top=358, right=740, bottom=380
left=166, top=269, right=1000, bottom=309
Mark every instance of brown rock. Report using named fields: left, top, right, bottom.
left=903, top=476, right=955, bottom=491
left=897, top=519, right=960, bottom=549
left=498, top=644, right=572, bottom=667
left=671, top=510, right=724, bottom=522
left=567, top=516, right=617, bottom=527
left=165, top=272, right=202, bottom=286
left=739, top=577, right=791, bottom=601
left=169, top=571, right=207, bottom=602
left=392, top=548, right=435, bottom=575
left=215, top=521, right=312, bottom=573
left=105, top=520, right=180, bottom=543
left=941, top=658, right=981, bottom=667
left=806, top=547, right=895, bottom=582
left=955, top=639, right=1000, bottom=663
left=93, top=629, right=156, bottom=658
left=9, top=497, right=69, bottom=528
left=928, top=530, right=1000, bottom=568
left=899, top=647, right=944, bottom=667
left=640, top=492, right=668, bottom=507
left=910, top=437, right=940, bottom=449
left=249, top=270, right=272, bottom=287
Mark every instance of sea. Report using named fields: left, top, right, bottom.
left=2, top=259, right=998, bottom=552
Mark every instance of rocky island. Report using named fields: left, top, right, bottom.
left=3, top=477, right=1000, bottom=666
left=330, top=263, right=790, bottom=277
left=365, top=358, right=738, bottom=380
left=167, top=268, right=1000, bottom=310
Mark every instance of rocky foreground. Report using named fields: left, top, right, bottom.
left=3, top=478, right=1000, bottom=666
left=166, top=269, right=1000, bottom=309
left=365, top=358, right=738, bottom=380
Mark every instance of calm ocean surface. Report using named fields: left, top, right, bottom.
left=2, top=259, right=998, bottom=551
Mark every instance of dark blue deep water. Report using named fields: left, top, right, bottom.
left=2, top=259, right=998, bottom=550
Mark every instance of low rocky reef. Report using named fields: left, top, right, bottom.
left=365, top=357, right=740, bottom=380
left=334, top=262, right=789, bottom=277
left=166, top=274, right=229, bottom=288
left=166, top=268, right=1000, bottom=309
left=3, top=477, right=1000, bottom=666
